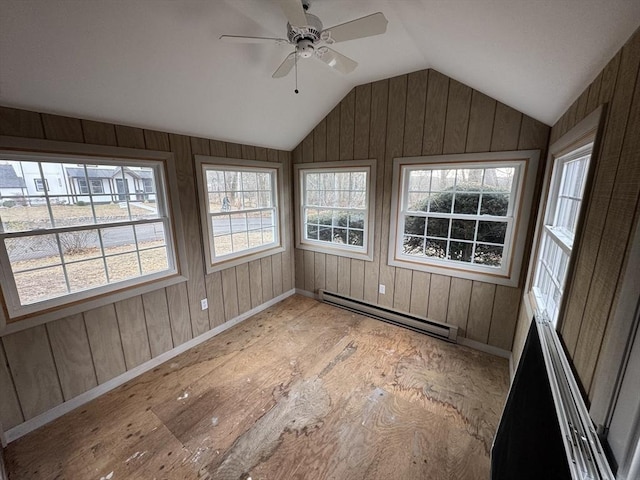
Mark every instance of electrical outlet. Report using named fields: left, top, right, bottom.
left=201, top=298, right=208, bottom=310
left=379, top=284, right=386, bottom=295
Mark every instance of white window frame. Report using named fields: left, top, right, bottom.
left=195, top=155, right=285, bottom=273
left=531, top=143, right=593, bottom=326
left=527, top=107, right=602, bottom=329
left=0, top=136, right=189, bottom=334
left=588, top=186, right=640, bottom=478
left=294, top=160, right=376, bottom=261
left=389, top=150, right=540, bottom=287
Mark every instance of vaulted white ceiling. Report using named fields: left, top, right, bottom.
left=1, top=1, right=639, bottom=151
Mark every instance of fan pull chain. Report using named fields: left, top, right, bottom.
left=294, top=52, right=299, bottom=94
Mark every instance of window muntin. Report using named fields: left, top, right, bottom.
left=0, top=154, right=178, bottom=318
left=295, top=161, right=375, bottom=261
left=198, top=161, right=281, bottom=269
left=532, top=143, right=593, bottom=326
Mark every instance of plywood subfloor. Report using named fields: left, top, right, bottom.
left=5, top=295, right=510, bottom=480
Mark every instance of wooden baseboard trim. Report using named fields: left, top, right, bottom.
left=4, top=289, right=296, bottom=444
left=457, top=337, right=511, bottom=359
left=294, top=288, right=318, bottom=299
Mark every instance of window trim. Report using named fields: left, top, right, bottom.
left=531, top=143, right=593, bottom=325
left=0, top=136, right=189, bottom=335
left=526, top=106, right=604, bottom=330
left=195, top=155, right=285, bottom=273
left=388, top=150, right=540, bottom=287
left=294, top=160, right=376, bottom=261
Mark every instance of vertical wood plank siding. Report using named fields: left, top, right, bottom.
left=0, top=106, right=293, bottom=431
left=292, top=69, right=549, bottom=351
left=512, top=28, right=640, bottom=399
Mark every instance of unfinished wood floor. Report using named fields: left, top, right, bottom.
left=5, top=295, right=510, bottom=480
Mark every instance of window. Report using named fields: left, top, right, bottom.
left=532, top=143, right=593, bottom=326
left=389, top=151, right=539, bottom=286
left=526, top=107, right=603, bottom=329
left=90, top=179, right=104, bottom=194
left=0, top=141, right=187, bottom=326
left=77, top=178, right=89, bottom=194
left=34, top=178, right=48, bottom=191
left=77, top=178, right=103, bottom=195
left=143, top=178, right=154, bottom=193
left=196, top=156, right=284, bottom=272
left=294, top=160, right=376, bottom=261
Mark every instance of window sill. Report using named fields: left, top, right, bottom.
left=295, top=241, right=373, bottom=262
left=388, top=253, right=518, bottom=287
left=0, top=273, right=188, bottom=336
left=205, top=244, right=285, bottom=274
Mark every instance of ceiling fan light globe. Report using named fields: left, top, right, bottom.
left=297, top=38, right=315, bottom=58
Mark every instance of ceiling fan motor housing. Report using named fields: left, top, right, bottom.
left=287, top=13, right=323, bottom=45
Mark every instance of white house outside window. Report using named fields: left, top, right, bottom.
left=0, top=146, right=185, bottom=325
left=294, top=160, right=376, bottom=261
left=389, top=151, right=539, bottom=286
left=195, top=156, right=284, bottom=272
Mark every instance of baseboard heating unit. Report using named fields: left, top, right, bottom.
left=491, top=317, right=614, bottom=479
left=318, top=289, right=457, bottom=343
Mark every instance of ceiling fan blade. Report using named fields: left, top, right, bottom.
left=278, top=0, right=307, bottom=26
left=316, top=47, right=357, bottom=75
left=273, top=52, right=297, bottom=78
left=322, top=12, right=388, bottom=43
left=220, top=35, right=288, bottom=45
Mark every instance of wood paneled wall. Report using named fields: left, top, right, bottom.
left=0, top=107, right=294, bottom=432
left=291, top=69, right=549, bottom=350
left=513, top=28, right=640, bottom=398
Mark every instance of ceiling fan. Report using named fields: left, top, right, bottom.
left=220, top=0, right=388, bottom=89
